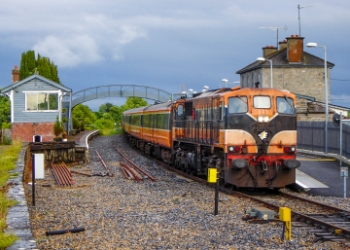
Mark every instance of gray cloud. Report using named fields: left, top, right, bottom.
left=1, top=0, right=350, bottom=107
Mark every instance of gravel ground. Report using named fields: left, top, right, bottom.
left=25, top=135, right=346, bottom=249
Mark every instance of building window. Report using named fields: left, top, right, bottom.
left=25, top=92, right=58, bottom=111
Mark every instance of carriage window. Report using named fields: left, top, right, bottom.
left=277, top=97, right=295, bottom=114
left=143, top=114, right=150, bottom=127
left=177, top=105, right=184, bottom=116
left=228, top=96, right=247, bottom=114
left=157, top=114, right=169, bottom=129
left=253, top=96, right=271, bottom=109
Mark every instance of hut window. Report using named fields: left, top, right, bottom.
left=25, top=92, right=58, bottom=111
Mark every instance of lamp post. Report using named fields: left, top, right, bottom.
left=257, top=57, right=273, bottom=88
left=306, top=42, right=328, bottom=153
left=221, top=79, right=240, bottom=88
left=298, top=4, right=313, bottom=36
left=222, top=79, right=229, bottom=87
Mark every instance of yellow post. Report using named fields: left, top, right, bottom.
left=208, top=168, right=217, bottom=183
left=279, top=207, right=292, bottom=240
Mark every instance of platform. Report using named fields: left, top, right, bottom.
left=68, top=130, right=99, bottom=148
left=295, top=169, right=329, bottom=190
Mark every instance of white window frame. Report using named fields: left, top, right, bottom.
left=23, top=90, right=60, bottom=112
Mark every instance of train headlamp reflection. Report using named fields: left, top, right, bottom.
left=258, top=116, right=269, bottom=123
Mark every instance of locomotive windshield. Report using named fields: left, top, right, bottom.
left=253, top=96, right=271, bottom=109
left=228, top=96, right=247, bottom=113
left=277, top=96, right=295, bottom=114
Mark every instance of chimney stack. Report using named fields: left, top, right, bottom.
left=262, top=45, right=277, bottom=57
left=286, top=35, right=304, bottom=63
left=12, top=66, right=20, bottom=83
left=279, top=40, right=287, bottom=50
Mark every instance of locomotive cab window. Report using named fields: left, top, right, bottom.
left=253, top=96, right=271, bottom=109
left=228, top=96, right=247, bottom=114
left=277, top=97, right=295, bottom=114
left=176, top=104, right=184, bottom=119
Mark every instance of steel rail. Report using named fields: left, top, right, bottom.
left=115, top=147, right=156, bottom=181
left=120, top=162, right=142, bottom=182
left=51, top=163, right=73, bottom=186
left=94, top=150, right=113, bottom=177
left=227, top=188, right=350, bottom=240
left=120, top=167, right=132, bottom=180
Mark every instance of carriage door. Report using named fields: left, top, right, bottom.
left=207, top=103, right=213, bottom=144
left=151, top=114, right=157, bottom=141
left=212, top=97, right=221, bottom=143
left=174, top=103, right=185, bottom=139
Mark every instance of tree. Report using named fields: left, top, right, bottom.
left=99, top=103, right=113, bottom=113
left=109, top=106, right=122, bottom=121
left=121, top=97, right=148, bottom=111
left=72, top=104, right=97, bottom=127
left=0, top=95, right=11, bottom=130
left=19, top=50, right=61, bottom=83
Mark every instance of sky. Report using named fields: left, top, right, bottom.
left=1, top=0, right=349, bottom=111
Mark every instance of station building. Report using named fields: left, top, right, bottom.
left=0, top=67, right=71, bottom=142
left=236, top=35, right=349, bottom=121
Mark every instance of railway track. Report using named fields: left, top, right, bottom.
left=242, top=190, right=350, bottom=242
left=118, top=137, right=350, bottom=245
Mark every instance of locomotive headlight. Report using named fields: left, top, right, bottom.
left=284, top=146, right=296, bottom=154
left=228, top=146, right=240, bottom=153
left=258, top=116, right=269, bottom=123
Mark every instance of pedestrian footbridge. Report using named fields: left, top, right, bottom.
left=70, top=84, right=179, bottom=107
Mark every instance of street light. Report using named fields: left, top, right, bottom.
left=202, top=85, right=209, bottom=92
left=256, top=57, right=273, bottom=88
left=221, top=79, right=240, bottom=88
left=306, top=42, right=328, bottom=153
left=298, top=4, right=313, bottom=36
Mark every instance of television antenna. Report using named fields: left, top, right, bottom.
left=298, top=4, right=313, bottom=36
left=259, top=25, right=288, bottom=48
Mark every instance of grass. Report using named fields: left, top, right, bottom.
left=0, top=141, right=22, bottom=249
left=99, top=128, right=123, bottom=136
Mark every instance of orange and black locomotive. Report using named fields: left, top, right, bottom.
left=122, top=87, right=300, bottom=188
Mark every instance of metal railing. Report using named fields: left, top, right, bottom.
left=297, top=121, right=350, bottom=159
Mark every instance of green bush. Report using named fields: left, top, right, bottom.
left=53, top=116, right=64, bottom=137
left=95, top=118, right=115, bottom=130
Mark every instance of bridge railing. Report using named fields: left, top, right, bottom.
left=71, top=85, right=174, bottom=107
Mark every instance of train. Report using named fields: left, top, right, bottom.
left=122, top=86, right=300, bottom=188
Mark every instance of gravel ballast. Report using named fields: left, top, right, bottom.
left=25, top=135, right=345, bottom=249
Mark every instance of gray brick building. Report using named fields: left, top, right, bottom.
left=236, top=35, right=348, bottom=121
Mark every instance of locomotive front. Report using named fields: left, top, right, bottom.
left=221, top=88, right=300, bottom=188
